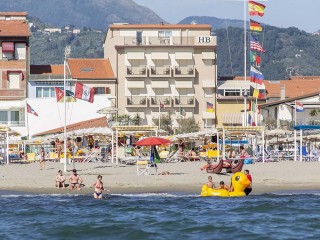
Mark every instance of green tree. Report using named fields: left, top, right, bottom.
left=176, top=117, right=200, bottom=134
left=152, top=112, right=174, bottom=135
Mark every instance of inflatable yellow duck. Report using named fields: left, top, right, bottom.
left=200, top=172, right=251, bottom=197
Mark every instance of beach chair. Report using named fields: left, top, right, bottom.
left=136, top=160, right=149, bottom=175
left=27, top=153, right=36, bottom=162
left=47, top=152, right=58, bottom=162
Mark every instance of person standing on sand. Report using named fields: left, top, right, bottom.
left=69, top=169, right=83, bottom=190
left=40, top=147, right=45, bottom=170
left=92, top=175, right=109, bottom=199
left=55, top=170, right=66, bottom=188
left=244, top=169, right=252, bottom=195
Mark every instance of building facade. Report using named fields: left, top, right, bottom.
left=103, top=23, right=217, bottom=130
left=0, top=12, right=30, bottom=133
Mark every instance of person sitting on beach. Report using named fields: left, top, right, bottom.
left=55, top=170, right=66, bottom=189
left=159, top=171, right=171, bottom=175
left=207, top=176, right=215, bottom=188
left=92, top=175, right=108, bottom=199
left=239, top=146, right=249, bottom=158
left=214, top=181, right=230, bottom=191
left=244, top=169, right=252, bottom=195
left=69, top=169, right=83, bottom=190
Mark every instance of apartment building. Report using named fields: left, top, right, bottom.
left=0, top=12, right=30, bottom=130
left=104, top=23, right=217, bottom=130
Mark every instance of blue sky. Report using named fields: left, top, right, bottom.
left=134, top=0, right=319, bottom=33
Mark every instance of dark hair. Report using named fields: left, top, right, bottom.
left=72, top=169, right=77, bottom=172
left=219, top=181, right=224, bottom=185
left=58, top=170, right=62, bottom=174
left=98, top=175, right=102, bottom=179
left=244, top=169, right=249, bottom=173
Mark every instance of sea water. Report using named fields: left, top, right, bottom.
left=0, top=191, right=320, bottom=240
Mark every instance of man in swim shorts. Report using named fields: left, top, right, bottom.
left=55, top=170, right=66, bottom=188
left=69, top=169, right=83, bottom=190
left=215, top=181, right=230, bottom=191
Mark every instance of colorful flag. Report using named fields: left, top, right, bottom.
left=180, top=107, right=186, bottom=117
left=250, top=86, right=259, bottom=98
left=250, top=66, right=264, bottom=85
left=250, top=51, right=261, bottom=66
left=159, top=102, right=165, bottom=109
left=248, top=114, right=252, bottom=125
left=249, top=99, right=256, bottom=112
left=27, top=103, right=38, bottom=116
left=75, top=83, right=94, bottom=103
left=249, top=1, right=266, bottom=17
left=295, top=101, right=304, bottom=112
left=54, top=87, right=77, bottom=102
left=258, top=92, right=265, bottom=99
left=206, top=102, right=214, bottom=112
left=250, top=34, right=265, bottom=52
left=250, top=19, right=262, bottom=32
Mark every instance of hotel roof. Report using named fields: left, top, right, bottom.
left=109, top=24, right=212, bottom=30
left=0, top=12, right=28, bottom=17
left=30, top=65, right=64, bottom=75
left=0, top=20, right=30, bottom=37
left=67, top=58, right=115, bottom=80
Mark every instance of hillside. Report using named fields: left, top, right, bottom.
left=1, top=0, right=164, bottom=30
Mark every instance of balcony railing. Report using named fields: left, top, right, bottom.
left=122, top=36, right=217, bottom=47
left=149, top=66, right=171, bottom=77
left=150, top=96, right=171, bottom=107
left=126, top=66, right=147, bottom=77
left=174, top=66, right=195, bottom=77
left=126, top=96, right=148, bottom=107
left=174, top=96, right=195, bottom=107
left=0, top=121, right=25, bottom=127
left=295, top=118, right=320, bottom=126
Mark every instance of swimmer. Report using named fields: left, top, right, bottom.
left=207, top=176, right=215, bottom=188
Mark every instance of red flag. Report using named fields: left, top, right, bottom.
left=55, top=87, right=64, bottom=102
left=75, top=83, right=94, bottom=103
left=27, top=103, right=38, bottom=116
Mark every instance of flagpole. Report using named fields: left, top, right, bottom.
left=244, top=0, right=247, bottom=81
left=294, top=101, right=297, bottom=126
left=63, top=46, right=71, bottom=172
left=25, top=100, right=30, bottom=140
left=158, top=101, right=161, bottom=131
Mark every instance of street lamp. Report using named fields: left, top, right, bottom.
left=243, top=89, right=248, bottom=126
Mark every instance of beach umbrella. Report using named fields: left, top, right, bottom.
left=135, top=137, right=172, bottom=146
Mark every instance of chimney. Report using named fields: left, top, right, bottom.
left=280, top=85, right=285, bottom=100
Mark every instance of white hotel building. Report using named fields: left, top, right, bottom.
left=103, top=23, right=217, bottom=130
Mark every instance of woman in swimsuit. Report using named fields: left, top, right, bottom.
left=92, top=175, right=105, bottom=199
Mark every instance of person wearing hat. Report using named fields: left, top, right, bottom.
left=69, top=169, right=83, bottom=190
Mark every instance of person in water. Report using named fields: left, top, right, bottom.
left=207, top=176, right=215, bottom=188
left=92, top=175, right=108, bottom=198
left=244, top=169, right=252, bottom=195
left=55, top=170, right=66, bottom=189
left=69, top=169, right=83, bottom=190
left=214, top=181, right=230, bottom=191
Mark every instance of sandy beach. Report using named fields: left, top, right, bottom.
left=1, top=161, right=320, bottom=195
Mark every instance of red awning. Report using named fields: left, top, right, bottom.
left=2, top=42, right=14, bottom=52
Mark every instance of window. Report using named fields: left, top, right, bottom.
left=0, top=111, right=8, bottom=123
left=8, top=73, right=20, bottom=89
left=224, top=89, right=241, bottom=96
left=204, top=89, right=213, bottom=98
left=36, top=87, right=57, bottom=98
left=2, top=42, right=14, bottom=59
left=15, top=43, right=26, bottom=60
left=158, top=31, right=172, bottom=39
left=136, top=31, right=142, bottom=45
left=94, top=87, right=110, bottom=95
left=10, top=111, right=19, bottom=122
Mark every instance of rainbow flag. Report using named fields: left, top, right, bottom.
left=206, top=102, right=214, bottom=112
left=249, top=1, right=266, bottom=17
left=250, top=19, right=262, bottom=32
left=250, top=66, right=264, bottom=85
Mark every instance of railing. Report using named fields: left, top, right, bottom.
left=295, top=118, right=320, bottom=126
left=150, top=96, right=171, bottom=107
left=149, top=66, right=171, bottom=77
left=0, top=121, right=25, bottom=127
left=174, top=96, right=195, bottom=107
left=174, top=66, right=195, bottom=77
left=122, top=36, right=216, bottom=46
left=126, top=66, right=147, bottom=77
left=126, top=96, right=148, bottom=107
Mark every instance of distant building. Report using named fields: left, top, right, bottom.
left=103, top=23, right=217, bottom=130
left=0, top=12, right=30, bottom=132
left=44, top=28, right=62, bottom=34
left=72, top=29, right=81, bottom=34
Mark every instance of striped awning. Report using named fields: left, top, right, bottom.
left=223, top=126, right=265, bottom=132
left=111, top=125, right=159, bottom=131
left=222, top=113, right=243, bottom=125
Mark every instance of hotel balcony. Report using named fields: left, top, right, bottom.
left=150, top=96, right=172, bottom=107
left=0, top=121, right=25, bottom=127
left=126, top=66, right=148, bottom=77
left=126, top=96, right=148, bottom=107
left=121, top=36, right=216, bottom=47
left=149, top=66, right=171, bottom=77
left=173, top=66, right=195, bottom=77
left=174, top=96, right=195, bottom=107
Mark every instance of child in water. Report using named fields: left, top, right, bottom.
left=92, top=175, right=109, bottom=199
